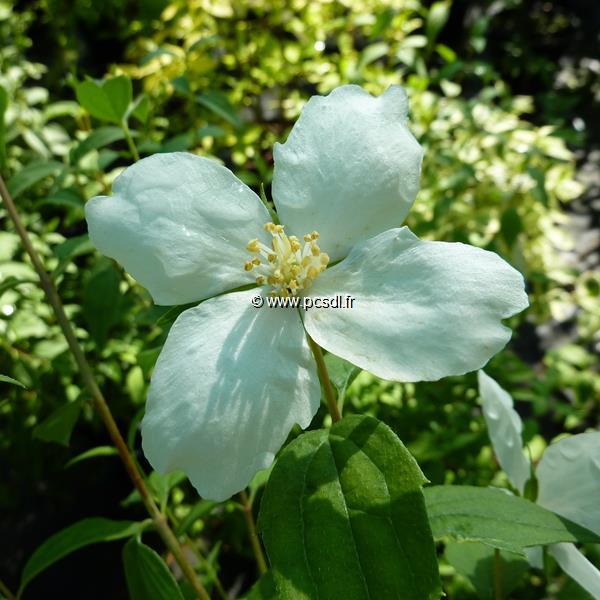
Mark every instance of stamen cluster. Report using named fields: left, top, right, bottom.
left=245, top=222, right=329, bottom=296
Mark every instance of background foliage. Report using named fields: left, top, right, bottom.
left=1, top=0, right=598, bottom=597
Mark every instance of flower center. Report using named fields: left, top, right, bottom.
left=245, top=222, right=330, bottom=296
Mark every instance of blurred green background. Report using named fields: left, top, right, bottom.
left=1, top=0, right=598, bottom=598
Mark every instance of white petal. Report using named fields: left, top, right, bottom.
left=549, top=543, right=600, bottom=599
left=272, top=85, right=423, bottom=261
left=525, top=546, right=544, bottom=570
left=141, top=289, right=320, bottom=501
left=536, top=432, right=600, bottom=535
left=477, top=370, right=531, bottom=494
left=85, top=152, right=270, bottom=305
left=303, top=227, right=528, bottom=382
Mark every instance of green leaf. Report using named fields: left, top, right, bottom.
left=147, top=471, right=186, bottom=510
left=500, top=207, right=523, bottom=248
left=20, top=518, right=144, bottom=593
left=33, top=401, right=81, bottom=446
left=245, top=571, right=278, bottom=600
left=122, top=537, right=184, bottom=600
left=75, top=76, right=132, bottom=124
left=70, top=126, right=126, bottom=163
left=196, top=90, right=242, bottom=129
left=424, top=486, right=600, bottom=554
left=323, top=353, right=361, bottom=411
left=82, top=260, right=123, bottom=346
left=64, top=445, right=119, bottom=468
left=0, top=85, right=8, bottom=168
left=39, top=188, right=85, bottom=211
left=176, top=500, right=217, bottom=536
left=131, top=94, right=151, bottom=123
left=53, top=234, right=95, bottom=277
left=6, top=160, right=64, bottom=198
left=0, top=374, right=27, bottom=388
left=359, top=42, right=389, bottom=68
left=445, top=541, right=529, bottom=599
left=0, top=276, right=38, bottom=296
left=259, top=415, right=441, bottom=600
left=426, top=1, right=451, bottom=43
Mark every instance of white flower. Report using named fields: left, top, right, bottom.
left=478, top=370, right=600, bottom=598
left=85, top=85, right=528, bottom=501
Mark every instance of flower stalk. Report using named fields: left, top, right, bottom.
left=307, top=334, right=341, bottom=423
left=239, top=490, right=268, bottom=575
left=121, top=119, right=140, bottom=162
left=494, top=548, right=502, bottom=600
left=0, top=174, right=209, bottom=600
left=0, top=577, right=16, bottom=600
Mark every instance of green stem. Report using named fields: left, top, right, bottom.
left=0, top=175, right=209, bottom=600
left=239, top=490, right=268, bottom=575
left=121, top=119, right=140, bottom=162
left=307, top=335, right=342, bottom=423
left=494, top=548, right=502, bottom=600
left=165, top=508, right=231, bottom=600
left=0, top=577, right=16, bottom=600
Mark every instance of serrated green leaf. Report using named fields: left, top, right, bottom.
left=20, top=518, right=144, bottom=593
left=445, top=541, right=529, bottom=599
left=6, top=160, right=64, bottom=198
left=70, top=126, right=125, bottom=163
left=33, top=401, right=81, bottom=446
left=64, top=445, right=119, bottom=468
left=259, top=415, right=441, bottom=600
left=122, top=537, right=184, bottom=600
left=424, top=486, right=600, bottom=554
left=0, top=374, right=27, bottom=388
left=75, top=76, right=132, bottom=124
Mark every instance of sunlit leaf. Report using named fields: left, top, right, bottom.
left=75, top=76, right=132, bottom=124
left=6, top=160, right=64, bottom=198
left=259, top=415, right=441, bottom=599
left=70, top=126, right=126, bottom=163
left=64, top=446, right=119, bottom=468
left=0, top=374, right=27, bottom=389
left=424, top=485, right=600, bottom=554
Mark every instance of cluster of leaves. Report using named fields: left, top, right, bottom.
left=1, top=0, right=598, bottom=598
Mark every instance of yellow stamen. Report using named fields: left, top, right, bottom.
left=245, top=223, right=329, bottom=296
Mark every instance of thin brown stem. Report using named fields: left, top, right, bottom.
left=494, top=548, right=502, bottom=600
left=239, top=490, right=267, bottom=575
left=307, top=335, right=342, bottom=422
left=0, top=577, right=16, bottom=600
left=0, top=175, right=209, bottom=600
